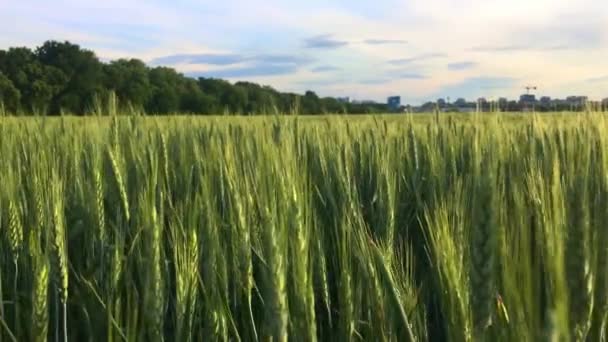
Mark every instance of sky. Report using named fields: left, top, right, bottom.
left=1, top=0, right=607, bottom=104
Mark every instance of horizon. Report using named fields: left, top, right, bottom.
left=2, top=1, right=607, bottom=104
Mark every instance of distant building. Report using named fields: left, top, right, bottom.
left=387, top=96, right=401, bottom=110
left=454, top=98, right=467, bottom=107
left=437, top=98, right=446, bottom=108
left=458, top=107, right=476, bottom=113
left=519, top=94, right=537, bottom=103
left=451, top=97, right=476, bottom=112
left=498, top=97, right=508, bottom=111
left=336, top=97, right=350, bottom=103
left=519, top=94, right=537, bottom=112
left=540, top=96, right=551, bottom=104
left=567, top=96, right=588, bottom=101
left=566, top=96, right=588, bottom=107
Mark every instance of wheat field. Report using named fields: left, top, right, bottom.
left=0, top=113, right=607, bottom=341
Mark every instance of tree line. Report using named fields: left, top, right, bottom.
left=0, top=41, right=390, bottom=115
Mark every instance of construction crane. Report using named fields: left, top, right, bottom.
left=525, top=86, right=537, bottom=94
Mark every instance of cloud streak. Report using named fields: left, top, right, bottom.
left=473, top=18, right=605, bottom=53
left=471, top=44, right=573, bottom=52
left=587, top=75, right=608, bottom=83
left=311, top=65, right=340, bottom=73
left=358, top=72, right=427, bottom=85
left=151, top=53, right=314, bottom=66
left=304, top=34, right=348, bottom=49
left=388, top=53, right=447, bottom=65
left=360, top=78, right=391, bottom=85
left=448, top=61, right=478, bottom=71
left=433, top=77, right=518, bottom=99
left=396, top=73, right=427, bottom=79
left=364, top=39, right=408, bottom=45
left=159, top=53, right=316, bottom=79
left=151, top=53, right=246, bottom=65
left=190, top=63, right=298, bottom=78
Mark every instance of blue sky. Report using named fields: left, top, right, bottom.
left=1, top=0, right=607, bottom=104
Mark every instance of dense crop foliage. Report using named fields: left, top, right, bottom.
left=1, top=113, right=608, bottom=341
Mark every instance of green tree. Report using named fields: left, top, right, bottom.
left=146, top=67, right=182, bottom=114
left=301, top=90, right=321, bottom=114
left=0, top=40, right=407, bottom=116
left=234, top=82, right=280, bottom=114
left=180, top=79, right=217, bottom=114
left=103, top=59, right=151, bottom=109
left=36, top=40, right=103, bottom=114
left=199, top=78, right=247, bottom=114
left=0, top=71, right=21, bottom=113
left=321, top=97, right=346, bottom=114
left=0, top=47, right=67, bottom=113
left=278, top=93, right=299, bottom=113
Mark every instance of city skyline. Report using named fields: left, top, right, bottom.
left=332, top=94, right=607, bottom=112
left=2, top=0, right=607, bottom=104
